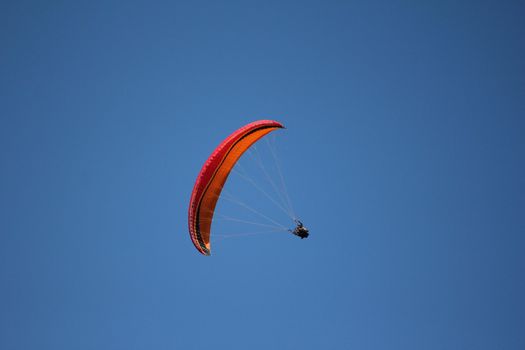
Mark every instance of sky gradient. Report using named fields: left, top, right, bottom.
left=1, top=1, right=524, bottom=349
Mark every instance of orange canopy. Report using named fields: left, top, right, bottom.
left=188, top=120, right=284, bottom=255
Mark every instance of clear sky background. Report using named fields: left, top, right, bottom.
left=1, top=1, right=524, bottom=349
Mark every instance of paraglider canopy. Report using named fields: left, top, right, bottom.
left=188, top=120, right=284, bottom=256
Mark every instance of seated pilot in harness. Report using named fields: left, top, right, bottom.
left=289, top=219, right=309, bottom=239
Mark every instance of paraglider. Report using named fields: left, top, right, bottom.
left=290, top=219, right=309, bottom=239
left=188, top=120, right=308, bottom=256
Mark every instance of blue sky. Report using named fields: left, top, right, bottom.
left=1, top=1, right=524, bottom=349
